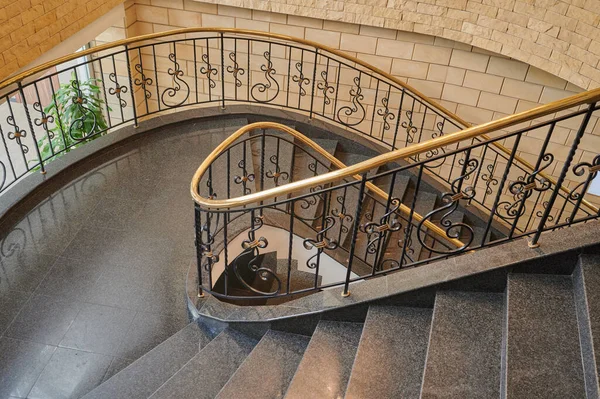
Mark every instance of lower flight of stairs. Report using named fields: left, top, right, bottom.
left=85, top=252, right=600, bottom=399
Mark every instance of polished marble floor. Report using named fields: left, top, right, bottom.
left=0, top=118, right=243, bottom=398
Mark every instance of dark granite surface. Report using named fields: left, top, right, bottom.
left=284, top=320, right=363, bottom=399
left=505, top=273, right=586, bottom=399
left=420, top=291, right=503, bottom=399
left=215, top=330, right=310, bottom=399
left=84, top=321, right=217, bottom=399
left=345, top=305, right=432, bottom=399
left=149, top=328, right=258, bottom=399
left=573, top=255, right=600, bottom=399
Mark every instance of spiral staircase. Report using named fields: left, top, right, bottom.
left=0, top=28, right=600, bottom=398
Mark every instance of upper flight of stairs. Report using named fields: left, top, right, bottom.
left=85, top=250, right=600, bottom=398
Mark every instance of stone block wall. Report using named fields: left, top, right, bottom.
left=189, top=0, right=600, bottom=90
left=0, top=0, right=125, bottom=80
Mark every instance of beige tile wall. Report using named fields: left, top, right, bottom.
left=0, top=0, right=126, bottom=80
left=185, top=0, right=600, bottom=91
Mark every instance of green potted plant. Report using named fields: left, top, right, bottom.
left=37, top=71, right=110, bottom=161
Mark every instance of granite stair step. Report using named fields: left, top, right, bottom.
left=83, top=321, right=219, bottom=399
left=149, top=328, right=258, bottom=399
left=420, top=291, right=503, bottom=399
left=345, top=305, right=432, bottom=399
left=216, top=330, right=310, bottom=399
left=573, top=254, right=600, bottom=399
left=503, top=273, right=585, bottom=399
left=284, top=320, right=363, bottom=399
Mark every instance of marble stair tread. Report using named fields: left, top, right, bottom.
left=345, top=306, right=432, bottom=399
left=504, top=273, right=586, bottom=399
left=573, top=254, right=600, bottom=398
left=420, top=291, right=503, bottom=399
left=284, top=321, right=363, bottom=399
left=84, top=322, right=217, bottom=399
left=215, top=330, right=310, bottom=399
left=149, top=328, right=258, bottom=399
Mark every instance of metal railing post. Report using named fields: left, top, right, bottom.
left=529, top=102, right=597, bottom=247
left=18, top=82, right=46, bottom=174
left=194, top=204, right=204, bottom=298
left=124, top=45, right=139, bottom=127
left=342, top=173, right=368, bottom=297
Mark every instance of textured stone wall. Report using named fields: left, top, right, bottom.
left=0, top=0, right=126, bottom=80
left=184, top=0, right=600, bottom=90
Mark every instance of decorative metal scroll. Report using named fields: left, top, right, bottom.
left=226, top=52, right=245, bottom=87
left=401, top=110, right=418, bottom=145
left=481, top=164, right=498, bottom=195
left=69, top=79, right=97, bottom=141
left=331, top=195, right=353, bottom=235
left=250, top=51, right=279, bottom=103
left=33, top=102, right=55, bottom=140
left=303, top=216, right=339, bottom=269
left=161, top=53, right=189, bottom=108
left=200, top=53, right=218, bottom=89
left=292, top=61, right=310, bottom=97
left=361, top=198, right=402, bottom=255
left=495, top=154, right=553, bottom=220
left=337, top=76, right=365, bottom=127
left=265, top=154, right=289, bottom=186
left=134, top=64, right=153, bottom=99
left=232, top=215, right=281, bottom=296
left=7, top=116, right=29, bottom=154
left=417, top=157, right=479, bottom=254
left=234, top=159, right=255, bottom=195
left=377, top=96, right=395, bottom=135
left=317, top=70, right=334, bottom=105
left=568, top=154, right=600, bottom=203
left=108, top=72, right=128, bottom=108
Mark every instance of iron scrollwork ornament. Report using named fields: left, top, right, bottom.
left=495, top=154, right=553, bottom=220
left=401, top=110, right=418, bottom=145
left=134, top=64, right=153, bottom=99
left=417, top=157, right=479, bottom=254
left=7, top=116, right=29, bottom=154
left=232, top=216, right=281, bottom=296
left=303, top=216, right=339, bottom=269
left=200, top=53, right=218, bottom=89
left=226, top=52, right=245, bottom=88
left=361, top=198, right=402, bottom=255
left=233, top=159, right=255, bottom=195
left=292, top=61, right=310, bottom=97
left=337, top=76, right=365, bottom=127
left=161, top=53, right=190, bottom=108
left=377, top=96, right=395, bottom=134
left=250, top=51, right=279, bottom=103
left=69, top=79, right=98, bottom=141
left=33, top=102, right=55, bottom=140
left=317, top=70, right=335, bottom=105
left=108, top=72, right=128, bottom=108
left=568, top=154, right=600, bottom=203
left=265, top=155, right=289, bottom=186
left=331, top=195, right=353, bottom=234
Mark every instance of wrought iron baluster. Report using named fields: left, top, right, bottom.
left=530, top=102, right=597, bottom=247
left=343, top=174, right=368, bottom=297
left=370, top=79, right=379, bottom=138
left=124, top=45, right=138, bottom=126
left=134, top=48, right=152, bottom=115
left=32, top=82, right=55, bottom=157
left=220, top=33, right=226, bottom=108
left=17, top=82, right=45, bottom=173
left=97, top=59, right=112, bottom=128
left=309, top=49, right=318, bottom=118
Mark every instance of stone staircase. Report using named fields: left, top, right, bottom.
left=85, top=250, right=600, bottom=398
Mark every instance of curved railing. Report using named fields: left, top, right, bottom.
left=0, top=27, right=594, bottom=217
left=192, top=90, right=600, bottom=299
